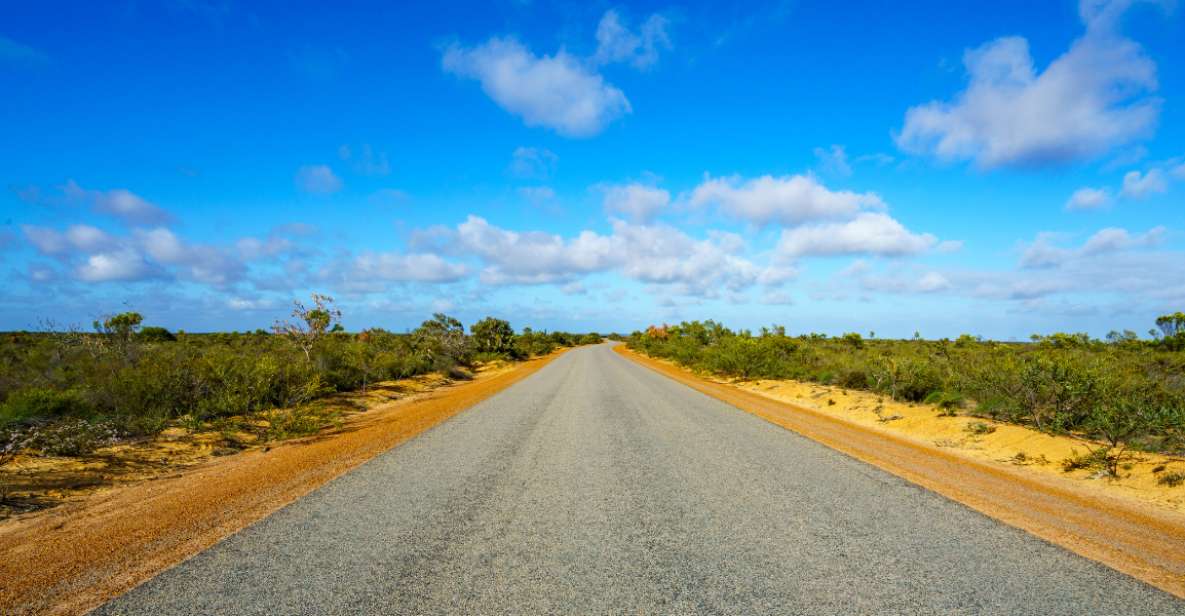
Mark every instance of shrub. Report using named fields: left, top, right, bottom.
left=138, top=326, right=176, bottom=342
left=626, top=315, right=1185, bottom=456
left=1, top=388, right=92, bottom=424
left=1158, top=471, right=1185, bottom=487
left=471, top=317, right=517, bottom=357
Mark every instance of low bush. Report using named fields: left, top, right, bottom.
left=0, top=299, right=606, bottom=462
left=628, top=316, right=1185, bottom=455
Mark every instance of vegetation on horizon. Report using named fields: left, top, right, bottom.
left=0, top=295, right=604, bottom=469
left=629, top=314, right=1185, bottom=475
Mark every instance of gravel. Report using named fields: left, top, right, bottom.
left=96, top=343, right=1185, bottom=615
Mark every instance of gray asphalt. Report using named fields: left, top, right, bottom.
left=97, top=343, right=1185, bottom=615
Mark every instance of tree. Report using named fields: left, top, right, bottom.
left=471, top=317, right=516, bottom=356
left=273, top=294, right=342, bottom=361
left=414, top=313, right=470, bottom=370
left=93, top=311, right=144, bottom=361
left=1156, top=312, right=1185, bottom=350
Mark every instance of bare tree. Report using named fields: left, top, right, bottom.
left=273, top=294, right=342, bottom=361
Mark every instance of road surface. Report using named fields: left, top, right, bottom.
left=97, top=343, right=1185, bottom=615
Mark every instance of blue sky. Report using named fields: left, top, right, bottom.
left=2, top=0, right=1183, bottom=338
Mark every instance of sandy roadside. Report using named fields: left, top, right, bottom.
left=0, top=351, right=564, bottom=616
left=617, top=345, right=1185, bottom=599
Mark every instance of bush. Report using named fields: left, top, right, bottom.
left=627, top=316, right=1185, bottom=455
left=1, top=388, right=92, bottom=424
left=1158, top=471, right=1185, bottom=487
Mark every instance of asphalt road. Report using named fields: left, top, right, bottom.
left=97, top=343, right=1185, bottom=615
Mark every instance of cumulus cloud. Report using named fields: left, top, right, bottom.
left=295, top=165, right=343, bottom=194
left=443, top=37, right=631, bottom=137
left=452, top=215, right=618, bottom=285
left=76, top=249, right=154, bottom=282
left=1065, top=186, right=1112, bottom=210
left=518, top=186, right=556, bottom=202
left=896, top=0, right=1161, bottom=168
left=133, top=227, right=246, bottom=285
left=1120, top=168, right=1167, bottom=199
left=413, top=215, right=781, bottom=298
left=1020, top=226, right=1164, bottom=268
left=339, top=252, right=468, bottom=284
left=592, top=10, right=671, bottom=70
left=62, top=180, right=174, bottom=226
left=776, top=212, right=938, bottom=258
left=21, top=222, right=246, bottom=285
left=610, top=221, right=763, bottom=296
left=600, top=183, right=670, bottom=222
left=690, top=174, right=885, bottom=226
left=22, top=225, right=70, bottom=255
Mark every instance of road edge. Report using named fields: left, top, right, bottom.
left=0, top=350, right=566, bottom=616
left=616, top=345, right=1185, bottom=599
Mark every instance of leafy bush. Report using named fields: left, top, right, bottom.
left=0, top=303, right=606, bottom=461
left=1, top=388, right=92, bottom=424
left=629, top=315, right=1185, bottom=455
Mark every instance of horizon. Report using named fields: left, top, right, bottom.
left=3, top=0, right=1184, bottom=339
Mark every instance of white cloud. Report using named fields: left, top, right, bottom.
left=236, top=236, right=293, bottom=260
left=917, top=272, right=952, bottom=292
left=295, top=165, right=343, bottom=194
left=1120, top=168, right=1167, bottom=199
left=1081, top=225, right=1164, bottom=254
left=63, top=181, right=174, bottom=226
left=895, top=1, right=1161, bottom=168
left=1020, top=226, right=1164, bottom=268
left=442, top=37, right=631, bottom=137
left=690, top=174, right=885, bottom=226
left=858, top=270, right=952, bottom=294
left=1065, top=186, right=1112, bottom=210
left=344, top=252, right=468, bottom=283
left=415, top=215, right=780, bottom=298
left=510, top=146, right=558, bottom=178
left=454, top=215, right=618, bottom=284
left=776, top=212, right=938, bottom=258
left=1171, top=161, right=1185, bottom=180
left=610, top=221, right=763, bottom=295
left=592, top=10, right=671, bottom=70
left=600, top=183, right=670, bottom=222
left=134, top=227, right=245, bottom=285
left=76, top=249, right=153, bottom=282
left=227, top=297, right=278, bottom=311
left=813, top=145, right=852, bottom=177
left=64, top=225, right=116, bottom=252
left=23, top=224, right=118, bottom=255
left=22, top=225, right=68, bottom=255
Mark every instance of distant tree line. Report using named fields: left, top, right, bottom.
left=0, top=295, right=605, bottom=460
left=630, top=314, right=1185, bottom=463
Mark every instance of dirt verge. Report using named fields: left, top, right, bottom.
left=0, top=352, right=562, bottom=616
left=617, top=345, right=1185, bottom=599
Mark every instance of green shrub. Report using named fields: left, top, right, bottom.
left=1, top=388, right=92, bottom=424
left=627, top=316, right=1185, bottom=456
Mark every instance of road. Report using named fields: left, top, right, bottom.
left=97, top=343, right=1185, bottom=615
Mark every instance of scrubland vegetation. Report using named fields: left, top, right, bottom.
left=0, top=295, right=602, bottom=466
left=629, top=313, right=1185, bottom=474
